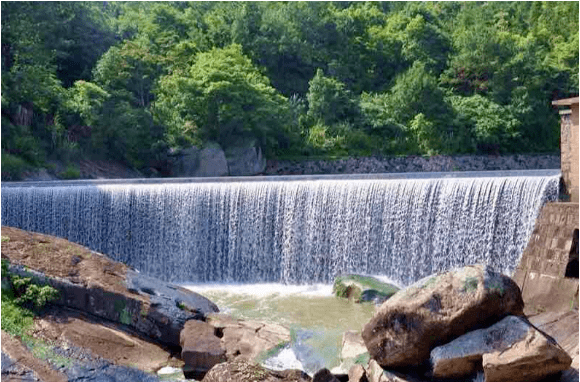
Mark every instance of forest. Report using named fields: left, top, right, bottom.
left=1, top=1, right=578, bottom=179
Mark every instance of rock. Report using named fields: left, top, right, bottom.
left=430, top=315, right=571, bottom=379
left=482, top=321, right=572, bottom=382
left=312, top=368, right=340, bottom=382
left=365, top=360, right=413, bottom=382
left=207, top=315, right=291, bottom=362
left=197, top=146, right=229, bottom=177
left=226, top=143, right=267, bottom=176
left=341, top=331, right=367, bottom=361
left=202, top=359, right=311, bottom=382
left=172, top=144, right=228, bottom=177
left=6, top=262, right=219, bottom=348
left=529, top=310, right=579, bottom=382
left=348, top=364, right=367, bottom=382
left=333, top=275, right=399, bottom=304
left=172, top=146, right=200, bottom=176
left=362, top=264, right=524, bottom=368
left=180, top=320, right=226, bottom=380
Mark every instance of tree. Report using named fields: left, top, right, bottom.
left=154, top=44, right=290, bottom=151
left=306, top=69, right=359, bottom=127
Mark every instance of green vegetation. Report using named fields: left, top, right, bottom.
left=1, top=2, right=577, bottom=179
left=59, top=163, right=81, bottom=179
left=1, top=259, right=59, bottom=340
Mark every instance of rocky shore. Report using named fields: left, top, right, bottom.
left=1, top=226, right=577, bottom=382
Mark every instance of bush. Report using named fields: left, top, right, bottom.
left=2, top=260, right=59, bottom=311
left=1, top=151, right=30, bottom=180
left=59, top=163, right=81, bottom=179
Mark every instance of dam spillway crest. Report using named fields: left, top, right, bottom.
left=1, top=171, right=559, bottom=286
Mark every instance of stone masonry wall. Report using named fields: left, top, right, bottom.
left=513, top=202, right=579, bottom=315
left=265, top=154, right=560, bottom=176
left=560, top=106, right=579, bottom=202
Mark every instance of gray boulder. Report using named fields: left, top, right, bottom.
left=226, top=144, right=266, bottom=176
left=173, top=144, right=228, bottom=177
left=431, top=315, right=572, bottom=380
left=362, top=264, right=524, bottom=368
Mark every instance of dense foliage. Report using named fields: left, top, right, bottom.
left=1, top=2, right=577, bottom=176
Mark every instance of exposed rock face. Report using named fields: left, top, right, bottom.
left=172, top=145, right=228, bottom=177
left=202, top=359, right=311, bottom=382
left=482, top=322, right=572, bottom=382
left=348, top=364, right=367, bottom=382
left=180, top=320, right=226, bottom=380
left=365, top=360, right=411, bottom=382
left=362, top=264, right=525, bottom=368
left=207, top=315, right=291, bottom=362
left=333, top=275, right=399, bottom=304
left=431, top=315, right=571, bottom=380
left=5, top=263, right=219, bottom=348
left=226, top=145, right=266, bottom=176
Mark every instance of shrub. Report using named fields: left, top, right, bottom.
left=1, top=151, right=30, bottom=180
left=59, top=163, right=81, bottom=179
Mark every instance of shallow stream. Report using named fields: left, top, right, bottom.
left=184, top=282, right=385, bottom=374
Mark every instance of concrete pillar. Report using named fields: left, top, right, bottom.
left=553, top=97, right=579, bottom=203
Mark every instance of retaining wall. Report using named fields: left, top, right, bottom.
left=514, top=202, right=579, bottom=315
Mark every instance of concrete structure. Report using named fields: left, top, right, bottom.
left=515, top=97, right=579, bottom=315
left=513, top=203, right=578, bottom=315
left=553, top=97, right=579, bottom=203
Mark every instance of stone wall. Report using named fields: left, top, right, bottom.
left=559, top=105, right=579, bottom=202
left=265, top=154, right=560, bottom=176
left=513, top=203, right=579, bottom=315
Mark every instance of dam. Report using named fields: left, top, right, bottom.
left=1, top=170, right=560, bottom=286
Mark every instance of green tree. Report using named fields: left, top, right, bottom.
left=154, top=44, right=290, bottom=152
left=306, top=69, right=359, bottom=127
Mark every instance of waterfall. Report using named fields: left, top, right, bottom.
left=1, top=171, right=559, bottom=286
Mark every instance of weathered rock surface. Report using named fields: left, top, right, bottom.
left=180, top=320, right=226, bottom=380
left=202, top=359, right=311, bottom=382
left=362, top=264, right=524, bottom=368
left=333, top=275, right=399, bottom=304
left=365, top=360, right=414, bottom=382
left=431, top=315, right=571, bottom=380
left=482, top=323, right=572, bottom=382
left=172, top=144, right=228, bottom=177
left=348, top=364, right=367, bottom=382
left=529, top=310, right=579, bottom=382
left=5, top=261, right=218, bottom=348
left=226, top=144, right=266, bottom=176
left=207, top=314, right=291, bottom=362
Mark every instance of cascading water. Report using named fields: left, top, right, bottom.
left=1, top=171, right=559, bottom=287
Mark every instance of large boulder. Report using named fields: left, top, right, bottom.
left=180, top=320, right=226, bottom=380
left=362, top=264, right=524, bottom=368
left=202, top=359, right=310, bottom=382
left=172, top=144, right=229, bottom=177
left=207, top=315, right=291, bottom=362
left=430, top=315, right=571, bottom=380
left=333, top=275, right=399, bottom=304
left=226, top=143, right=266, bottom=176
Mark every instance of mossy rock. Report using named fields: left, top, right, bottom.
left=333, top=275, right=399, bottom=304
